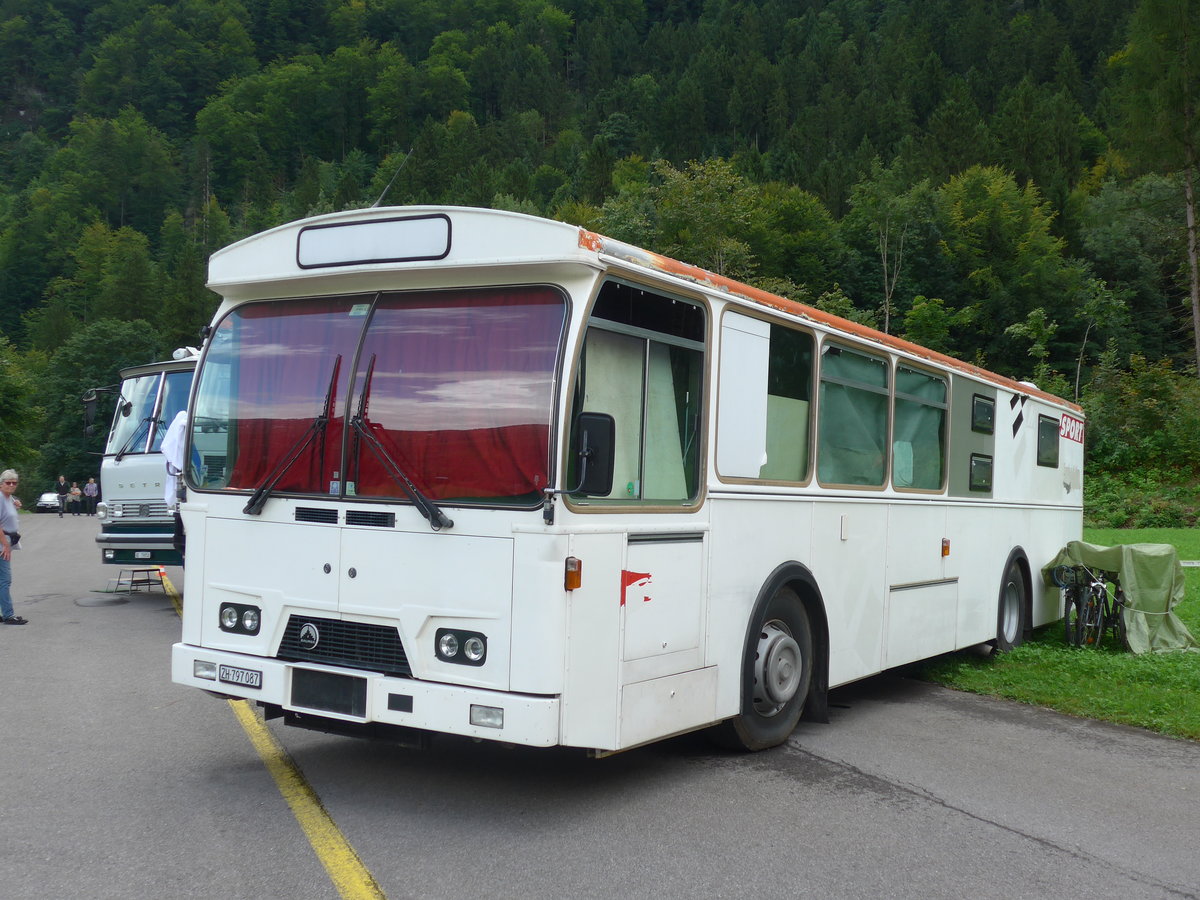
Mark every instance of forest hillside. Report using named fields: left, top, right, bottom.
left=1, top=0, right=1198, bottom=524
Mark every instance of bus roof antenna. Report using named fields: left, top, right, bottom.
left=371, top=148, right=414, bottom=208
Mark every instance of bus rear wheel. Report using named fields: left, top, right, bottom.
left=993, top=558, right=1027, bottom=652
left=715, top=587, right=813, bottom=751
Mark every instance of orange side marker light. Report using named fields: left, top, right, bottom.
left=565, top=557, right=583, bottom=591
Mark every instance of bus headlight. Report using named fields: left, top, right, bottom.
left=219, top=603, right=262, bottom=635
left=435, top=628, right=487, bottom=666
left=463, top=636, right=486, bottom=662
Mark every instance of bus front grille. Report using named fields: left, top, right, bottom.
left=276, top=616, right=411, bottom=677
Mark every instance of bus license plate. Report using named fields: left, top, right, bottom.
left=134, top=551, right=151, bottom=559
left=219, top=665, right=263, bottom=689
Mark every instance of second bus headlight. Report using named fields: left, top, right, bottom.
left=463, top=636, right=485, bottom=662
left=435, top=628, right=487, bottom=666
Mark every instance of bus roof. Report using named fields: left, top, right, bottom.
left=118, top=355, right=198, bottom=381
left=208, top=205, right=1079, bottom=413
left=582, top=228, right=1081, bottom=412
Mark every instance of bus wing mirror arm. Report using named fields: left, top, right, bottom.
left=543, top=413, right=615, bottom=524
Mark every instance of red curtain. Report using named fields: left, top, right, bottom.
left=350, top=288, right=565, bottom=501
left=225, top=298, right=361, bottom=491
left=223, top=288, right=565, bottom=504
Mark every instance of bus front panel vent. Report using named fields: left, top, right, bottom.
left=295, top=507, right=338, bottom=524
left=345, top=510, right=396, bottom=528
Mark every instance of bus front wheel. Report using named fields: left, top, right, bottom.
left=716, top=587, right=813, bottom=751
left=993, top=557, right=1027, bottom=652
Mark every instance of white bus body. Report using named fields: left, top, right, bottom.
left=95, top=356, right=195, bottom=566
left=171, top=206, right=1083, bottom=754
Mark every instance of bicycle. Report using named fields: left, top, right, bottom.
left=1052, top=564, right=1128, bottom=650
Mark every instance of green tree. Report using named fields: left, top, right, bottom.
left=900, top=295, right=976, bottom=356
left=936, top=165, right=1085, bottom=374
left=79, top=0, right=258, bottom=137
left=1077, top=175, right=1181, bottom=360
left=33, top=319, right=164, bottom=487
left=1110, top=0, right=1200, bottom=373
left=846, top=160, right=933, bottom=333
left=0, top=335, right=37, bottom=470
left=652, top=158, right=756, bottom=278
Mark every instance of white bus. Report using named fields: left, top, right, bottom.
left=171, top=206, right=1083, bottom=754
left=87, top=352, right=196, bottom=566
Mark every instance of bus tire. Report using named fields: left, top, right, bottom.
left=715, top=587, right=813, bottom=751
left=993, top=556, right=1027, bottom=652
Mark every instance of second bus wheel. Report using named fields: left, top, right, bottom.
left=715, top=587, right=813, bottom=752
left=993, top=557, right=1027, bottom=652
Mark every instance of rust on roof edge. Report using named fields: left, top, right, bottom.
left=579, top=227, right=1081, bottom=413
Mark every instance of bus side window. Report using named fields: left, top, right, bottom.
left=760, top=324, right=813, bottom=481
left=572, top=283, right=704, bottom=504
left=1037, top=415, right=1060, bottom=467
left=817, top=344, right=889, bottom=487
left=893, top=366, right=947, bottom=491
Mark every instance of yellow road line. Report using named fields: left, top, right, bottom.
left=163, top=570, right=182, bottom=616
left=163, top=574, right=386, bottom=900
left=229, top=700, right=387, bottom=900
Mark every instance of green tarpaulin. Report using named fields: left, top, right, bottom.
left=1041, top=541, right=1198, bottom=654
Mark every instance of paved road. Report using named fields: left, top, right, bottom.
left=2, top=511, right=1198, bottom=899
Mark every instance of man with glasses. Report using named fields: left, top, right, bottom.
left=1, top=469, right=27, bottom=625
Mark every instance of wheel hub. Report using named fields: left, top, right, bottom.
left=753, top=621, right=802, bottom=716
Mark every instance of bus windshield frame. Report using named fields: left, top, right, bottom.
left=187, top=286, right=569, bottom=509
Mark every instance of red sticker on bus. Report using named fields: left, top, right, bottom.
left=620, top=570, right=652, bottom=606
left=1060, top=414, right=1084, bottom=443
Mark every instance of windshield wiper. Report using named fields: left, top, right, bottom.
left=349, top=354, right=453, bottom=531
left=243, top=355, right=341, bottom=516
left=114, top=417, right=159, bottom=462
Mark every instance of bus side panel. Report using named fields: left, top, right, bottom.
left=949, top=504, right=1026, bottom=648
left=560, top=531, right=625, bottom=750
left=883, top=504, right=954, bottom=668
left=510, top=532, right=569, bottom=695
left=179, top=501, right=208, bottom=645
left=810, top=501, right=888, bottom=687
left=706, top=498, right=809, bottom=720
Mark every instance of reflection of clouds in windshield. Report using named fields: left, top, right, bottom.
left=365, top=370, right=553, bottom=430
left=106, top=374, right=161, bottom=452
left=199, top=298, right=563, bottom=426
left=204, top=340, right=349, bottom=420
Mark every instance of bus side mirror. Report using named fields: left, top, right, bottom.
left=82, top=392, right=98, bottom=433
left=572, top=412, right=615, bottom=496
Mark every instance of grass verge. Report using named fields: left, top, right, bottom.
left=913, top=528, right=1200, bottom=741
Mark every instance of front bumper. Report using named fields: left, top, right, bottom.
left=171, top=643, right=562, bottom=748
left=96, top=530, right=181, bottom=565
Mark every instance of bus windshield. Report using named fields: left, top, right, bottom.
left=106, top=373, right=161, bottom=456
left=189, top=287, right=567, bottom=507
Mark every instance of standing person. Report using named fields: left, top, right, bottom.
left=83, top=477, right=99, bottom=515
left=54, top=474, right=68, bottom=517
left=0, top=469, right=27, bottom=625
left=69, top=481, right=82, bottom=515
